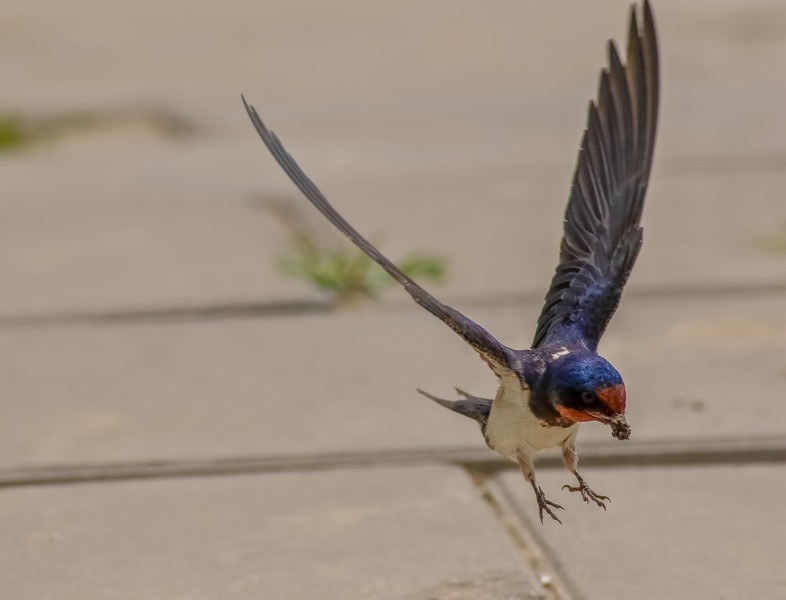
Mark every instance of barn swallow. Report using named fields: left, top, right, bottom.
left=243, top=0, right=658, bottom=524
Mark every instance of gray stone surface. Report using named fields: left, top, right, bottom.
left=0, top=142, right=317, bottom=317
left=0, top=466, right=541, bottom=600
left=3, top=137, right=785, bottom=316
left=6, top=0, right=786, bottom=164
left=4, top=2, right=786, bottom=598
left=0, top=309, right=485, bottom=468
left=586, top=292, right=786, bottom=444
left=1, top=293, right=784, bottom=470
left=2, top=0, right=785, bottom=316
left=494, top=464, right=786, bottom=600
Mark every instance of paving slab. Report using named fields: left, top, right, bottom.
left=2, top=0, right=786, bottom=316
left=493, top=463, right=786, bottom=600
left=6, top=0, right=786, bottom=163
left=0, top=292, right=784, bottom=470
left=0, top=465, right=543, bottom=600
left=0, top=142, right=317, bottom=317
left=2, top=132, right=785, bottom=317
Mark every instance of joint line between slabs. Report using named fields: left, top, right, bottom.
left=2, top=437, right=786, bottom=489
left=464, top=466, right=573, bottom=600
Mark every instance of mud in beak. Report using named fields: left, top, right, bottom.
left=608, top=414, right=631, bottom=440
left=588, top=412, right=631, bottom=440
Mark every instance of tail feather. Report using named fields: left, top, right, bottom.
left=417, top=389, right=492, bottom=424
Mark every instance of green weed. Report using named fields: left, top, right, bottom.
left=0, top=114, right=27, bottom=150
left=755, top=222, right=786, bottom=254
left=266, top=198, right=447, bottom=305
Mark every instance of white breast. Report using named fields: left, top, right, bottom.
left=484, top=372, right=579, bottom=463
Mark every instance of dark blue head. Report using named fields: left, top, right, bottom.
left=541, top=350, right=630, bottom=439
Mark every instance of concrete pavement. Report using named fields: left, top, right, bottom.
left=2, top=1, right=786, bottom=598
left=493, top=464, right=786, bottom=599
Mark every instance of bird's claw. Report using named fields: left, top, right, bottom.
left=562, top=478, right=610, bottom=510
left=534, top=485, right=564, bottom=524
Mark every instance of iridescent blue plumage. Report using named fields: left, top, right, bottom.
left=546, top=352, right=623, bottom=395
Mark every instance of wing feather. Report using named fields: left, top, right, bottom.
left=533, top=0, right=659, bottom=350
left=243, top=98, right=513, bottom=371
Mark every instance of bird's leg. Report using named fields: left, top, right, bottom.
left=560, top=436, right=610, bottom=510
left=517, top=448, right=563, bottom=524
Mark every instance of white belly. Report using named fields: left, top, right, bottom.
left=484, top=375, right=579, bottom=462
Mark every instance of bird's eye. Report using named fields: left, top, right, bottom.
left=580, top=391, right=596, bottom=404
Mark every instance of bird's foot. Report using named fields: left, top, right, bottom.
left=532, top=483, right=564, bottom=524
left=562, top=475, right=610, bottom=510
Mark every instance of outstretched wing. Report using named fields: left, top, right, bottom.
left=243, top=98, right=513, bottom=372
left=532, top=0, right=659, bottom=351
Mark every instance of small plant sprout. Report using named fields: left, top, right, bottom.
left=0, top=108, right=193, bottom=154
left=264, top=197, right=447, bottom=305
left=0, top=114, right=27, bottom=151
left=755, top=221, right=786, bottom=254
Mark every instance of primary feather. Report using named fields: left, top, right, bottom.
left=532, top=0, right=659, bottom=351
left=242, top=97, right=513, bottom=372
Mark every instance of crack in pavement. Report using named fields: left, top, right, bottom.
left=465, top=467, right=567, bottom=600
left=0, top=281, right=783, bottom=330
left=2, top=435, right=786, bottom=490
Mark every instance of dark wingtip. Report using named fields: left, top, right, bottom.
left=643, top=0, right=654, bottom=23
left=607, top=39, right=621, bottom=69
left=241, top=93, right=252, bottom=115
left=241, top=95, right=272, bottom=140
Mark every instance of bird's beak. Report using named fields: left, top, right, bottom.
left=591, top=384, right=630, bottom=440
left=587, top=411, right=631, bottom=440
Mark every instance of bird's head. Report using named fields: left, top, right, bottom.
left=543, top=351, right=630, bottom=440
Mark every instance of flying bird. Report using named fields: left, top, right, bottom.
left=244, top=0, right=659, bottom=524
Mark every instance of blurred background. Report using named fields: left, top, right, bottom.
left=1, top=1, right=786, bottom=599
